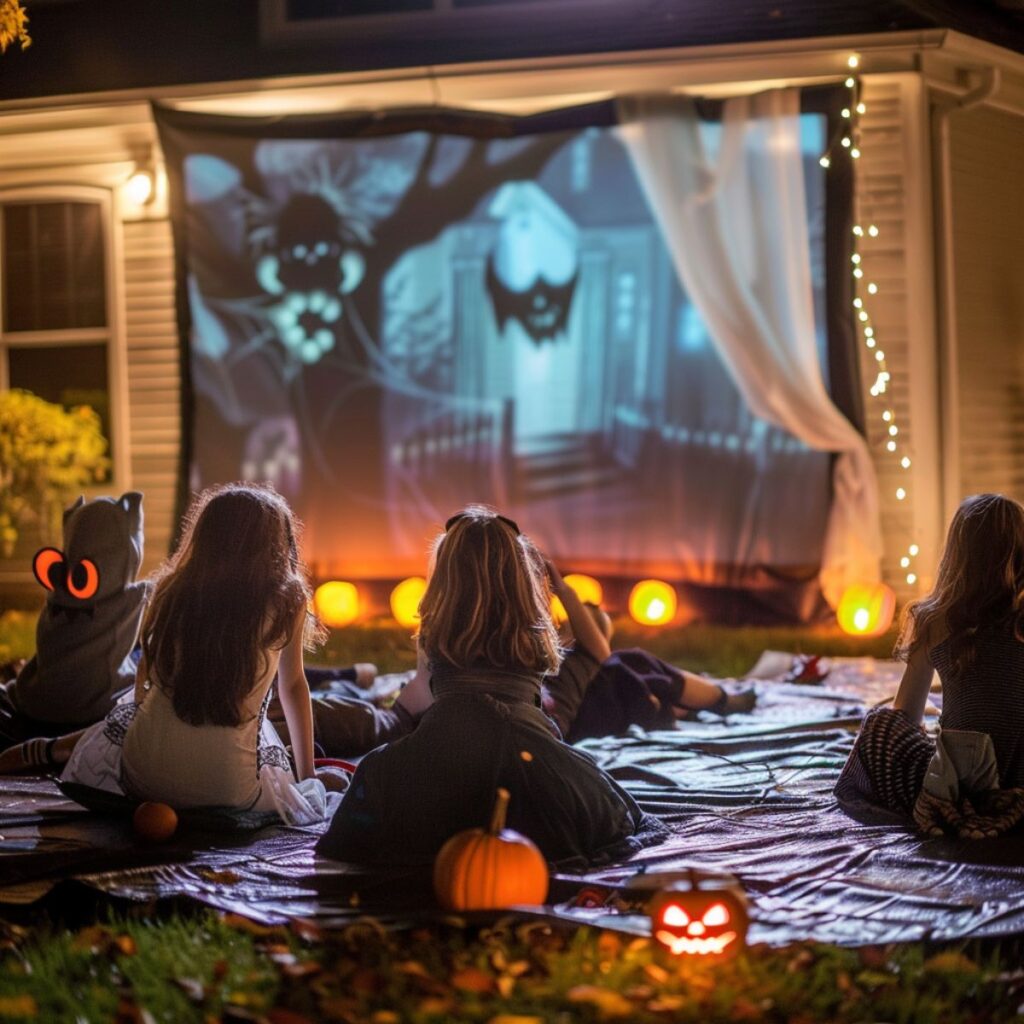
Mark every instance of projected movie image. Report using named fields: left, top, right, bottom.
left=180, top=116, right=831, bottom=579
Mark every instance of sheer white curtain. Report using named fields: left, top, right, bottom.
left=617, top=89, right=881, bottom=607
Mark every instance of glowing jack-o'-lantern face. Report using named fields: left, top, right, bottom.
left=654, top=901, right=737, bottom=956
left=648, top=880, right=748, bottom=958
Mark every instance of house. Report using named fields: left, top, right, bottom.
left=1, top=0, right=1022, bottom=604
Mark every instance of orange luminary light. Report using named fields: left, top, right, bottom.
left=628, top=579, right=677, bottom=626
left=390, top=576, right=427, bottom=630
left=314, top=580, right=361, bottom=629
left=648, top=878, right=748, bottom=959
left=551, top=573, right=604, bottom=623
left=836, top=582, right=895, bottom=638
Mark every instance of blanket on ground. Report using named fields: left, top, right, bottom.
left=1, top=655, right=1022, bottom=946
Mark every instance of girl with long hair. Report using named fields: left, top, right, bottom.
left=2, top=484, right=333, bottom=823
left=317, top=505, right=665, bottom=865
left=837, top=493, right=1024, bottom=835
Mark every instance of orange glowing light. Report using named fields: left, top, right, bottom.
left=836, top=582, right=895, bottom=638
left=551, top=573, right=604, bottom=623
left=390, top=576, right=427, bottom=630
left=628, top=579, right=677, bottom=626
left=314, top=580, right=361, bottom=629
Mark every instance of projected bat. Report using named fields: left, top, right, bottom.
left=484, top=181, right=579, bottom=343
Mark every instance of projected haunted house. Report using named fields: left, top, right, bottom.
left=176, top=117, right=831, bottom=577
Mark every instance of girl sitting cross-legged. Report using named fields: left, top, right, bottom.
left=317, top=504, right=666, bottom=866
left=836, top=493, right=1024, bottom=837
left=0, top=483, right=339, bottom=825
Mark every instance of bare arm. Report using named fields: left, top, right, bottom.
left=277, top=608, right=315, bottom=782
left=548, top=560, right=611, bottom=664
left=394, top=641, right=435, bottom=719
left=892, top=644, right=934, bottom=725
left=132, top=652, right=149, bottom=705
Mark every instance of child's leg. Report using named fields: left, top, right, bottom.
left=0, top=728, right=84, bottom=773
left=676, top=670, right=757, bottom=716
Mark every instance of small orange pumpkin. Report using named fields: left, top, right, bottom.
left=433, top=788, right=549, bottom=910
left=133, top=801, right=178, bottom=843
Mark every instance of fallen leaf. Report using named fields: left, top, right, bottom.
left=114, top=935, right=137, bottom=957
left=221, top=914, right=281, bottom=939
left=0, top=995, right=37, bottom=1017
left=923, top=951, right=979, bottom=975
left=416, top=997, right=454, bottom=1016
left=567, top=985, right=635, bottom=1020
left=647, top=995, right=686, bottom=1013
left=72, top=925, right=112, bottom=954
left=451, top=966, right=495, bottom=994
left=267, top=1010, right=315, bottom=1024
left=496, top=975, right=515, bottom=998
left=643, top=963, right=669, bottom=984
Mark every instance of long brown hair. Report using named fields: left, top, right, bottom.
left=141, top=484, right=322, bottom=727
left=417, top=505, right=560, bottom=674
left=896, top=493, right=1024, bottom=673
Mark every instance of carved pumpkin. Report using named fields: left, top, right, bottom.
left=836, top=582, right=895, bottom=638
left=433, top=788, right=549, bottom=911
left=647, top=874, right=748, bottom=958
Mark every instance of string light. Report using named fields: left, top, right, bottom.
left=818, top=58, right=920, bottom=592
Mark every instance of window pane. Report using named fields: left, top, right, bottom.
left=2, top=202, right=107, bottom=332
left=7, top=343, right=112, bottom=478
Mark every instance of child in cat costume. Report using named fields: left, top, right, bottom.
left=0, top=493, right=147, bottom=750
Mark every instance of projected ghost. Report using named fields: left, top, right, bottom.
left=485, top=182, right=579, bottom=343
left=254, top=193, right=368, bottom=366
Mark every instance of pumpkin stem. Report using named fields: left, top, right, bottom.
left=489, top=787, right=511, bottom=834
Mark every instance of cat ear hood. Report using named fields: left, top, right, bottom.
left=50, top=492, right=144, bottom=607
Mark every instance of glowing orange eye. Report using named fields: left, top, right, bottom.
left=661, top=904, right=690, bottom=928
left=33, top=548, right=65, bottom=591
left=67, top=559, right=100, bottom=600
left=702, top=902, right=730, bottom=927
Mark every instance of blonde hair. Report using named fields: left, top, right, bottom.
left=896, top=493, right=1024, bottom=673
left=417, top=505, right=561, bottom=674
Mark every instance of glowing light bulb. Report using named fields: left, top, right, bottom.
left=842, top=108, right=851, bottom=119
left=846, top=76, right=856, bottom=88
left=882, top=410, right=892, bottom=422
left=852, top=254, right=861, bottom=264
left=853, top=608, right=870, bottom=631
left=859, top=311, right=869, bottom=322
left=853, top=225, right=864, bottom=236
left=901, top=456, right=911, bottom=469
left=909, top=544, right=919, bottom=556
left=857, top=102, right=867, bottom=114
left=876, top=349, right=885, bottom=361
left=820, top=155, right=831, bottom=168
left=888, top=424, right=898, bottom=436
left=853, top=298, right=863, bottom=309
left=900, top=557, right=910, bottom=568
left=125, top=169, right=154, bottom=206
left=851, top=148, right=861, bottom=159
left=868, top=224, right=879, bottom=237
left=866, top=338, right=876, bottom=348
left=314, top=581, right=360, bottom=629
left=868, top=283, right=878, bottom=294
left=865, top=327, right=874, bottom=337
left=842, top=137, right=852, bottom=148
left=390, top=576, right=427, bottom=630
left=896, top=487, right=906, bottom=500
left=887, top=440, right=897, bottom=452
left=907, top=573, right=917, bottom=585
left=628, top=580, right=677, bottom=627
left=848, top=54, right=860, bottom=68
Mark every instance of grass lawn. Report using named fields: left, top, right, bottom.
left=0, top=910, right=1020, bottom=1023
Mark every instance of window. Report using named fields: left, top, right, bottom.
left=0, top=196, right=116, bottom=481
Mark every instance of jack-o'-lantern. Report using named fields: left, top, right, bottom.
left=647, top=874, right=748, bottom=958
left=433, top=788, right=549, bottom=911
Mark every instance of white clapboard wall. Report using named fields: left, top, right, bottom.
left=122, top=218, right=180, bottom=573
left=949, top=104, right=1024, bottom=501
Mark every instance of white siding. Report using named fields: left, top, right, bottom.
left=950, top=105, right=1024, bottom=500
left=122, top=218, right=180, bottom=572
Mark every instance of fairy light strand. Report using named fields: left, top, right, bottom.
left=821, top=56, right=919, bottom=589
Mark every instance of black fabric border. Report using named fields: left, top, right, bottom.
left=155, top=87, right=860, bottom=568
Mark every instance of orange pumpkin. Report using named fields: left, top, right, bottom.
left=133, top=801, right=178, bottom=843
left=647, top=873, right=748, bottom=959
left=433, top=788, right=549, bottom=910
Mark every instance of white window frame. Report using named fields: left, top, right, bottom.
left=0, top=184, right=130, bottom=491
